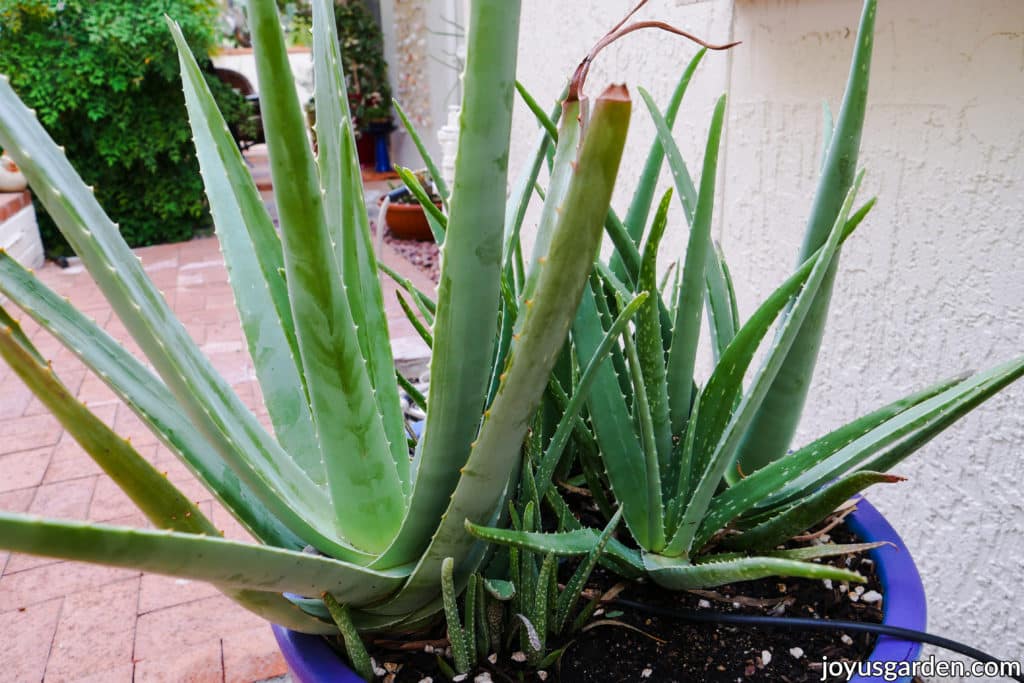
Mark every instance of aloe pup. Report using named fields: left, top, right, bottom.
left=470, top=0, right=1024, bottom=594
left=0, top=0, right=639, bottom=670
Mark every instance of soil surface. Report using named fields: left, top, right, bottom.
left=359, top=523, right=884, bottom=682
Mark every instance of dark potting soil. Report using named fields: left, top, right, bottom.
left=360, top=523, right=884, bottom=682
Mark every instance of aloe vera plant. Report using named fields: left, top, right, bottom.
left=469, top=0, right=1024, bottom=593
left=0, top=0, right=639, bottom=669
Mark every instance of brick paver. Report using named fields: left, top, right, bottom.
left=0, top=202, right=433, bottom=679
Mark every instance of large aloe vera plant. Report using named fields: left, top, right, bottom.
left=470, top=0, right=1024, bottom=591
left=0, top=0, right=635, bottom=647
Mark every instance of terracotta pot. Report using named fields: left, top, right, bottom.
left=385, top=201, right=439, bottom=242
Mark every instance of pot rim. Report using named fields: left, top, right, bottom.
left=272, top=496, right=926, bottom=682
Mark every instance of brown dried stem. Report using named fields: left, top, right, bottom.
left=568, top=5, right=740, bottom=103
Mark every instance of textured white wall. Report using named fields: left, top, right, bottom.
left=513, top=0, right=1024, bottom=673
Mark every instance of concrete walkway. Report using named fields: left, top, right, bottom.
left=0, top=234, right=433, bottom=681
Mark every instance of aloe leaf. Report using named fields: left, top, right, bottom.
left=375, top=0, right=522, bottom=569
left=465, top=522, right=643, bottom=573
left=0, top=73, right=347, bottom=558
left=0, top=256, right=319, bottom=552
left=642, top=552, right=864, bottom=590
left=603, top=211, right=641, bottom=286
left=635, top=189, right=674, bottom=479
left=672, top=173, right=865, bottom=557
left=170, top=23, right=322, bottom=484
left=394, top=98, right=450, bottom=208
left=0, top=315, right=214, bottom=535
left=722, top=471, right=903, bottom=552
left=705, top=242, right=739, bottom=362
left=763, top=355, right=1024, bottom=508
left=514, top=81, right=644, bottom=285
left=515, top=80, right=559, bottom=142
left=3, top=310, right=350, bottom=635
left=734, top=0, right=877, bottom=475
left=0, top=512, right=407, bottom=603
left=504, top=90, right=563, bottom=269
left=442, top=557, right=472, bottom=673
left=534, top=292, right=648, bottom=500
left=486, top=273, right=518, bottom=406
left=664, top=396, right=701, bottom=533
left=621, top=316, right=667, bottom=552
left=0, top=305, right=40, bottom=362
left=382, top=83, right=631, bottom=614
left=572, top=281, right=650, bottom=545
left=820, top=100, right=834, bottom=173
left=397, top=372, right=426, bottom=412
left=463, top=573, right=478, bottom=664
left=686, top=215, right=865, bottom=505
left=378, top=260, right=437, bottom=316
left=554, top=508, right=623, bottom=633
left=763, top=541, right=888, bottom=562
left=520, top=99, right=581, bottom=306
left=655, top=92, right=727, bottom=437
left=620, top=48, right=706, bottom=246
left=529, top=553, right=555, bottom=662
left=251, top=0, right=405, bottom=552
left=324, top=593, right=375, bottom=679
left=313, top=0, right=413, bottom=486
left=0, top=330, right=336, bottom=632
left=695, top=371, right=968, bottom=547
left=396, top=290, right=433, bottom=349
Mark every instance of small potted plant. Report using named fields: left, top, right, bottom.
left=383, top=170, right=444, bottom=242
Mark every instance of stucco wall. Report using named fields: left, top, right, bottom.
left=513, top=0, right=1024, bottom=674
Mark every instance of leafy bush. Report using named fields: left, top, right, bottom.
left=0, top=0, right=253, bottom=256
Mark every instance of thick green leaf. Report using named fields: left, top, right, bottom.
left=324, top=593, right=374, bottom=679
left=635, top=189, right=674, bottom=481
left=0, top=255, right=314, bottom=552
left=763, top=355, right=1024, bottom=508
left=251, top=0, right=405, bottom=552
left=705, top=242, right=739, bottom=362
left=642, top=552, right=864, bottom=590
left=0, top=74, right=345, bottom=558
left=465, top=520, right=642, bottom=572
left=651, top=92, right=727, bottom=438
left=612, top=48, right=706, bottom=279
left=734, top=0, right=877, bottom=475
left=572, top=281, right=651, bottom=545
left=520, top=99, right=581, bottom=306
left=533, top=292, right=647, bottom=500
left=696, top=371, right=968, bottom=547
left=394, top=98, right=450, bottom=208
left=0, top=512, right=408, bottom=604
left=170, top=23, right=322, bottom=484
left=0, top=315, right=213, bottom=535
left=381, top=83, right=631, bottom=615
left=671, top=173, right=865, bottom=557
left=555, top=508, right=623, bottom=632
left=621, top=315, right=666, bottom=552
left=722, top=471, right=902, bottom=552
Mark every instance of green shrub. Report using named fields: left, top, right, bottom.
left=0, top=0, right=252, bottom=256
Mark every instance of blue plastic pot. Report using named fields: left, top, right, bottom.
left=272, top=497, right=925, bottom=682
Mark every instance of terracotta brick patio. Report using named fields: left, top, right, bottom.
left=0, top=234, right=433, bottom=681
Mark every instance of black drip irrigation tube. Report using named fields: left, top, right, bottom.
left=610, top=598, right=1024, bottom=682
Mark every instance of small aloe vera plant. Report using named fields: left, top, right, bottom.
left=0, top=0, right=645, bottom=676
left=469, top=0, right=1024, bottom=593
